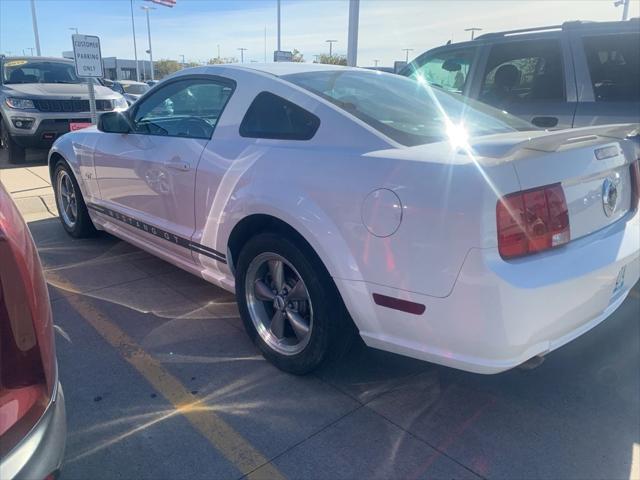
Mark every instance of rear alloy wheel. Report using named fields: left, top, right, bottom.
left=53, top=162, right=96, bottom=238
left=246, top=252, right=313, bottom=356
left=236, top=232, right=353, bottom=374
left=0, top=119, right=26, bottom=164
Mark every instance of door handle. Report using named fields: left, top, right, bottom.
left=166, top=160, right=190, bottom=171
left=531, top=116, right=559, bottom=128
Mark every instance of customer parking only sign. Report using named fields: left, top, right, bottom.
left=72, top=34, right=103, bottom=78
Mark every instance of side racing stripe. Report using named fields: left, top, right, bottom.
left=87, top=203, right=226, bottom=264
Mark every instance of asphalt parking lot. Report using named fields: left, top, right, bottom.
left=1, top=149, right=639, bottom=480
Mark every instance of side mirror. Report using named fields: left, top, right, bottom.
left=98, top=111, right=131, bottom=134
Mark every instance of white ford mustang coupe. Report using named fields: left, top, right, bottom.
left=49, top=64, right=640, bottom=374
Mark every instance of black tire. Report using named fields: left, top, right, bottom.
left=52, top=160, right=97, bottom=238
left=236, top=232, right=354, bottom=374
left=0, top=119, right=26, bottom=164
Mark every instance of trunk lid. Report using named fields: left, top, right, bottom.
left=472, top=124, right=639, bottom=242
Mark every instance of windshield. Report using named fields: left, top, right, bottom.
left=1, top=59, right=88, bottom=84
left=123, top=83, right=150, bottom=95
left=283, top=70, right=534, bottom=146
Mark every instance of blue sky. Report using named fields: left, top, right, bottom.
left=1, top=0, right=637, bottom=66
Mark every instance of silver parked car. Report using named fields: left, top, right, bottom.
left=401, top=19, right=640, bottom=129
left=0, top=56, right=127, bottom=163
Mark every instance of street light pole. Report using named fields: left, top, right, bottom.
left=346, top=0, right=359, bottom=67
left=30, top=0, right=41, bottom=56
left=141, top=5, right=155, bottom=81
left=238, top=48, right=247, bottom=63
left=464, top=27, right=482, bottom=40
left=277, top=0, right=281, bottom=52
left=402, top=48, right=413, bottom=63
left=326, top=39, right=337, bottom=57
left=130, top=0, right=140, bottom=81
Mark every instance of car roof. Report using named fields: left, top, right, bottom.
left=2, top=56, right=74, bottom=64
left=220, top=62, right=358, bottom=77
left=117, top=80, right=148, bottom=85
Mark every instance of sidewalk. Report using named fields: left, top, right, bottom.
left=0, top=164, right=57, bottom=222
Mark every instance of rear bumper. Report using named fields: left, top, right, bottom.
left=339, top=210, right=640, bottom=374
left=0, top=383, right=67, bottom=480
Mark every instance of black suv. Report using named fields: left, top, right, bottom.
left=401, top=20, right=640, bottom=129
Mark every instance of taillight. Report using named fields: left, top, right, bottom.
left=0, top=187, right=55, bottom=453
left=497, top=183, right=570, bottom=259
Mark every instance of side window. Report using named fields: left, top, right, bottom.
left=480, top=39, right=565, bottom=108
left=132, top=77, right=234, bottom=139
left=582, top=33, right=640, bottom=102
left=240, top=91, right=320, bottom=140
left=408, top=47, right=477, bottom=94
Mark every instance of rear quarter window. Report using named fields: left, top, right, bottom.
left=239, top=92, right=320, bottom=140
left=581, top=32, right=640, bottom=102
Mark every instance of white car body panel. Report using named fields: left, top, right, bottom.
left=49, top=64, right=640, bottom=373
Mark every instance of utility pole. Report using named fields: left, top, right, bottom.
left=141, top=5, right=155, bottom=81
left=347, top=0, right=359, bottom=67
left=30, top=0, right=41, bottom=56
left=28, top=47, right=35, bottom=56
left=238, top=48, right=247, bottom=63
left=614, top=0, right=631, bottom=20
left=326, top=39, right=337, bottom=57
left=402, top=48, right=413, bottom=63
left=130, top=0, right=140, bottom=81
left=464, top=27, right=482, bottom=40
left=217, top=44, right=220, bottom=60
left=277, top=0, right=281, bottom=52
left=373, top=59, right=379, bottom=67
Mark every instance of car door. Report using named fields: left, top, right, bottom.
left=93, top=75, right=235, bottom=262
left=474, top=35, right=577, bottom=129
left=570, top=28, right=640, bottom=127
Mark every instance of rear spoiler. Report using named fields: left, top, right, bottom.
left=471, top=123, right=640, bottom=159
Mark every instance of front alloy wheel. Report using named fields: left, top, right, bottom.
left=56, top=169, right=78, bottom=229
left=52, top=161, right=96, bottom=238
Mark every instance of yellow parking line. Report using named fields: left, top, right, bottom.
left=50, top=273, right=283, bottom=479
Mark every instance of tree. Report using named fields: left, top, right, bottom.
left=291, top=49, right=304, bottom=63
left=315, top=54, right=347, bottom=66
left=207, top=57, right=238, bottom=64
left=154, top=59, right=181, bottom=79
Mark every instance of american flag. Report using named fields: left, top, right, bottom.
left=145, top=0, right=176, bottom=7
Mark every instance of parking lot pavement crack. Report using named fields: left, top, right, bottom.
left=366, top=406, right=487, bottom=480
left=240, top=404, right=366, bottom=480
left=39, top=196, right=56, bottom=216
left=27, top=167, right=52, bottom=185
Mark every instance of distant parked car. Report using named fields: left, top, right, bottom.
left=401, top=19, right=640, bottom=129
left=49, top=63, right=639, bottom=375
left=110, top=80, right=150, bottom=105
left=0, top=56, right=128, bottom=163
left=0, top=181, right=66, bottom=479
